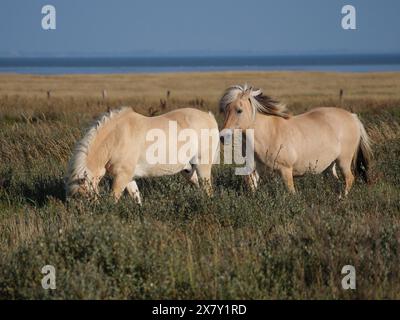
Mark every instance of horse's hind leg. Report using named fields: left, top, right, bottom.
left=332, top=163, right=339, bottom=179
left=330, top=161, right=343, bottom=196
left=245, top=169, right=260, bottom=192
left=126, top=180, right=142, bottom=205
left=337, top=157, right=354, bottom=197
left=195, top=163, right=213, bottom=196
left=279, top=166, right=296, bottom=194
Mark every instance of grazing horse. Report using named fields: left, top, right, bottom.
left=65, top=107, right=219, bottom=203
left=219, top=84, right=372, bottom=196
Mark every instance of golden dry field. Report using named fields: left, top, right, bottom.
left=0, top=71, right=399, bottom=299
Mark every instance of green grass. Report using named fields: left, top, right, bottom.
left=0, top=76, right=399, bottom=299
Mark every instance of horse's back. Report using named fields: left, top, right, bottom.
left=295, top=107, right=359, bottom=138
left=298, top=107, right=353, bottom=122
left=162, top=108, right=218, bottom=130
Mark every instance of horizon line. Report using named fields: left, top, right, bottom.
left=0, top=52, right=400, bottom=59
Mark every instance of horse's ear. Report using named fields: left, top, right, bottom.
left=241, top=87, right=252, bottom=99
left=249, top=87, right=262, bottom=97
left=245, top=87, right=253, bottom=95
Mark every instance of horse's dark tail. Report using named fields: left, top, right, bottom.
left=352, top=114, right=373, bottom=183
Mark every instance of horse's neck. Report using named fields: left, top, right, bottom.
left=253, top=114, right=285, bottom=155
left=85, top=120, right=119, bottom=178
left=253, top=113, right=278, bottom=139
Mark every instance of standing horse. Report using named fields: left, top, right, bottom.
left=219, top=84, right=372, bottom=196
left=65, top=107, right=219, bottom=203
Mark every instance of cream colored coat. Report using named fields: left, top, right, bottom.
left=219, top=85, right=372, bottom=196
left=66, top=107, right=219, bottom=203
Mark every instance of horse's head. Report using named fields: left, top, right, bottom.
left=219, top=85, right=257, bottom=145
left=65, top=171, right=97, bottom=200
left=219, top=84, right=288, bottom=145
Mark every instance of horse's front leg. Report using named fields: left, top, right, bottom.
left=126, top=180, right=142, bottom=205
left=279, top=167, right=296, bottom=193
left=244, top=169, right=259, bottom=192
left=195, top=164, right=213, bottom=196
left=181, top=165, right=200, bottom=188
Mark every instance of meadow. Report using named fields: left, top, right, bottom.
left=0, top=71, right=399, bottom=299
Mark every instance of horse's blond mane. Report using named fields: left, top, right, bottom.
left=65, top=107, right=132, bottom=196
left=219, top=84, right=289, bottom=119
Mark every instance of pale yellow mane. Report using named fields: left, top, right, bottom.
left=220, top=84, right=289, bottom=119
left=65, top=107, right=132, bottom=196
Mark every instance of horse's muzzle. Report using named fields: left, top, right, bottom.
left=219, top=128, right=233, bottom=145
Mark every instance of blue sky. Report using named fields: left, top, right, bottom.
left=0, top=0, right=399, bottom=57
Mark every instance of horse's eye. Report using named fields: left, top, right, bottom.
left=237, top=109, right=243, bottom=114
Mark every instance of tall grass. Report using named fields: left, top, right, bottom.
left=0, top=72, right=399, bottom=299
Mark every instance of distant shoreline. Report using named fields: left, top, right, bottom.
left=1, top=70, right=400, bottom=78
left=1, top=54, right=400, bottom=74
